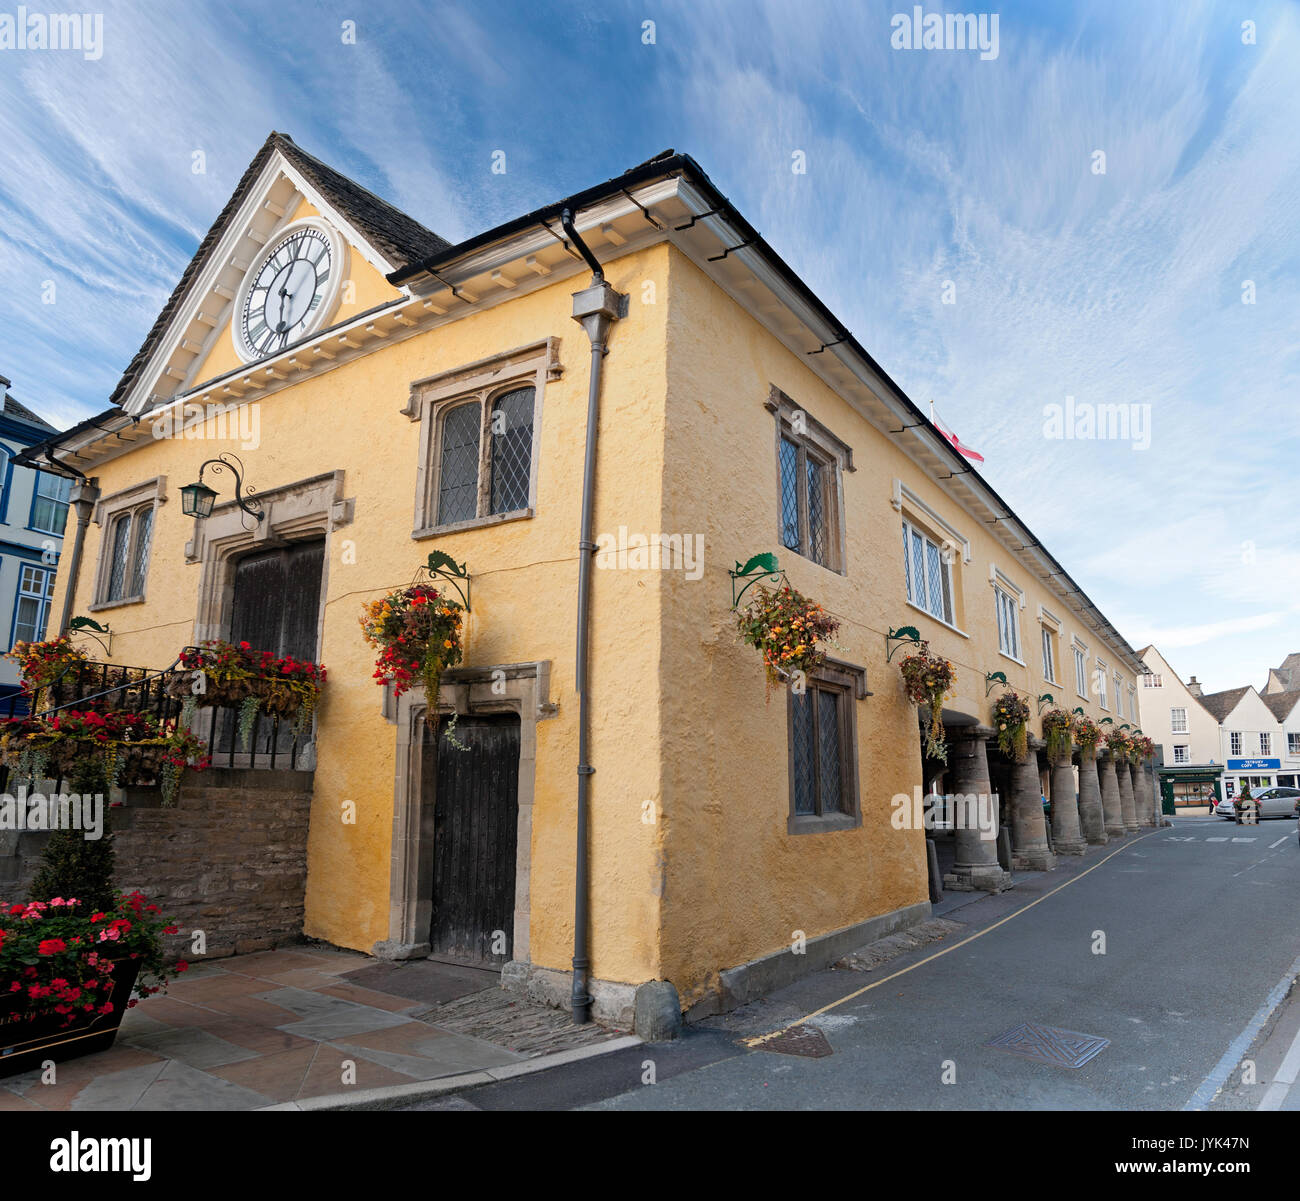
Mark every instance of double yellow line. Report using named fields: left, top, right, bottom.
left=743, top=830, right=1159, bottom=1048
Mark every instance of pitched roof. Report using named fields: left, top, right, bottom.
left=1198, top=686, right=1251, bottom=722
left=1260, top=689, right=1300, bottom=722
left=108, top=131, right=450, bottom=408
left=0, top=379, right=57, bottom=435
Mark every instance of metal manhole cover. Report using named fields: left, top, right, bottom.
left=753, top=1024, right=834, bottom=1058
left=986, top=1022, right=1109, bottom=1069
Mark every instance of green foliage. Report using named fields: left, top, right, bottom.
left=29, top=815, right=117, bottom=914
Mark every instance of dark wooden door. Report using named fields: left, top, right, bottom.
left=428, top=713, right=520, bottom=965
left=219, top=539, right=325, bottom=757
left=229, top=539, right=325, bottom=661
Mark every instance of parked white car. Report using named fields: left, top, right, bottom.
left=1247, top=786, right=1300, bottom=819
left=1219, top=787, right=1300, bottom=820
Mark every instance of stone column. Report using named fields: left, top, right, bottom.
left=1117, top=759, right=1138, bottom=831
left=943, top=726, right=1013, bottom=893
left=1135, top=764, right=1156, bottom=826
left=1049, top=750, right=1087, bottom=856
left=1010, top=736, right=1056, bottom=871
left=1098, top=748, right=1126, bottom=838
left=1076, top=750, right=1107, bottom=846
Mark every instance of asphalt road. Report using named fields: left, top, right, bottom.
left=406, top=815, right=1300, bottom=1111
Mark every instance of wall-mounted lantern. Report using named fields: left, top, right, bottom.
left=181, top=453, right=263, bottom=523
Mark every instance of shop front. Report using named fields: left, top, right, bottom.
left=1223, top=757, right=1280, bottom=800
left=1158, top=766, right=1223, bottom=811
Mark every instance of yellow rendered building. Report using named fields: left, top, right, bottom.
left=27, top=135, right=1148, bottom=1024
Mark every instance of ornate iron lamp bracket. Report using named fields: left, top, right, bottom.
left=196, top=452, right=264, bottom=523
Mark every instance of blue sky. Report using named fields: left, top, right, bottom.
left=1, top=0, right=1297, bottom=693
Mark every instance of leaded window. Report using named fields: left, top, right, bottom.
left=99, top=501, right=156, bottom=604
left=431, top=385, right=537, bottom=529
left=788, top=673, right=857, bottom=828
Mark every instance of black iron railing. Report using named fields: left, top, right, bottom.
left=0, top=651, right=312, bottom=789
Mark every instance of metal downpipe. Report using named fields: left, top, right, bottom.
left=563, top=207, right=623, bottom=1024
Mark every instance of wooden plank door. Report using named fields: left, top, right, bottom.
left=428, top=713, right=520, bottom=966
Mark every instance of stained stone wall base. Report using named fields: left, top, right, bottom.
left=500, top=961, right=636, bottom=1029
left=1012, top=847, right=1058, bottom=872
left=944, top=863, right=1013, bottom=893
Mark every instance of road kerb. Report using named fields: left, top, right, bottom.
left=258, top=1034, right=642, bottom=1111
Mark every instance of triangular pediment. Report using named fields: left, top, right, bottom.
left=114, top=132, right=451, bottom=417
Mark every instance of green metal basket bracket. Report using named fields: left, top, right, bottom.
left=984, top=671, right=1009, bottom=696
left=730, top=552, right=783, bottom=610
left=885, top=625, right=923, bottom=663
left=67, top=615, right=112, bottom=655
left=419, top=550, right=471, bottom=611
left=1036, top=692, right=1055, bottom=715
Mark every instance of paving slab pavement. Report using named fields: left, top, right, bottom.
left=0, top=947, right=630, bottom=1111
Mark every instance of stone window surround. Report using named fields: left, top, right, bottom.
left=785, top=657, right=869, bottom=835
left=86, top=476, right=167, bottom=612
left=766, top=385, right=853, bottom=575
left=184, top=469, right=356, bottom=770
left=377, top=660, right=557, bottom=963
left=404, top=339, right=562, bottom=541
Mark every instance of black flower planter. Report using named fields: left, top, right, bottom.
left=0, top=956, right=141, bottom=1077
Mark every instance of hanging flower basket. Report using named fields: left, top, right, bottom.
left=899, top=641, right=956, bottom=764
left=1133, top=734, right=1156, bottom=762
left=5, top=636, right=91, bottom=712
left=1041, top=708, right=1075, bottom=766
left=1104, top=728, right=1133, bottom=766
left=734, top=583, right=840, bottom=700
left=1073, top=715, right=1102, bottom=755
left=360, top=584, right=464, bottom=726
left=992, top=691, right=1031, bottom=760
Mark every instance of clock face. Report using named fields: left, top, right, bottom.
left=238, top=224, right=335, bottom=358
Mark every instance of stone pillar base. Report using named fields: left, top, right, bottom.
left=1105, top=822, right=1126, bottom=837
left=944, top=864, right=1013, bottom=893
left=1013, top=848, right=1058, bottom=872
left=1053, top=837, right=1088, bottom=856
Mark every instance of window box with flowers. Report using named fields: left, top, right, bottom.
left=0, top=710, right=210, bottom=805
left=0, top=892, right=188, bottom=1077
left=166, top=640, right=326, bottom=751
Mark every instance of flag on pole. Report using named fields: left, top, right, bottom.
left=930, top=404, right=984, bottom=463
